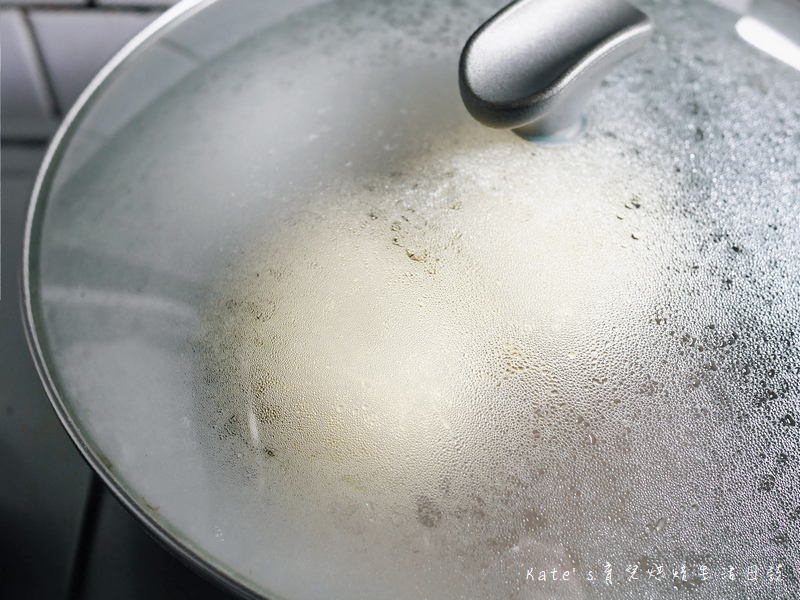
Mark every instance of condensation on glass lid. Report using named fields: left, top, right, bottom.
left=191, top=129, right=800, bottom=600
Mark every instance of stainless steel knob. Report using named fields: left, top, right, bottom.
left=459, top=0, right=654, bottom=141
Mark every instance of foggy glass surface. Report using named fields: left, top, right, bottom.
left=27, top=0, right=800, bottom=598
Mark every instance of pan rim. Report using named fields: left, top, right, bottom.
left=19, top=1, right=277, bottom=598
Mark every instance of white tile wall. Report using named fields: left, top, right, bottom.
left=0, top=9, right=59, bottom=138
left=29, top=10, right=160, bottom=115
left=1, top=3, right=173, bottom=140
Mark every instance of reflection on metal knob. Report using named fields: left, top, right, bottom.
left=459, top=0, right=654, bottom=141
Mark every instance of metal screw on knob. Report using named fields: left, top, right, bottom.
left=459, top=0, right=654, bottom=142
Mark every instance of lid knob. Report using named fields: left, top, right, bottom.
left=459, top=0, right=654, bottom=141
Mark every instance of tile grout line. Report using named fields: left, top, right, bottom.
left=18, top=7, right=63, bottom=118
left=0, top=3, right=170, bottom=9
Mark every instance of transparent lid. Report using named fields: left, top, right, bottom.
left=24, top=0, right=800, bottom=598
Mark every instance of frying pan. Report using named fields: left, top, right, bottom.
left=23, top=0, right=800, bottom=598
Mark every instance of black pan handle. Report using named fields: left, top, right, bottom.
left=459, top=0, right=654, bottom=141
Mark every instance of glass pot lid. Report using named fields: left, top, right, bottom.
left=23, top=0, right=800, bottom=598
